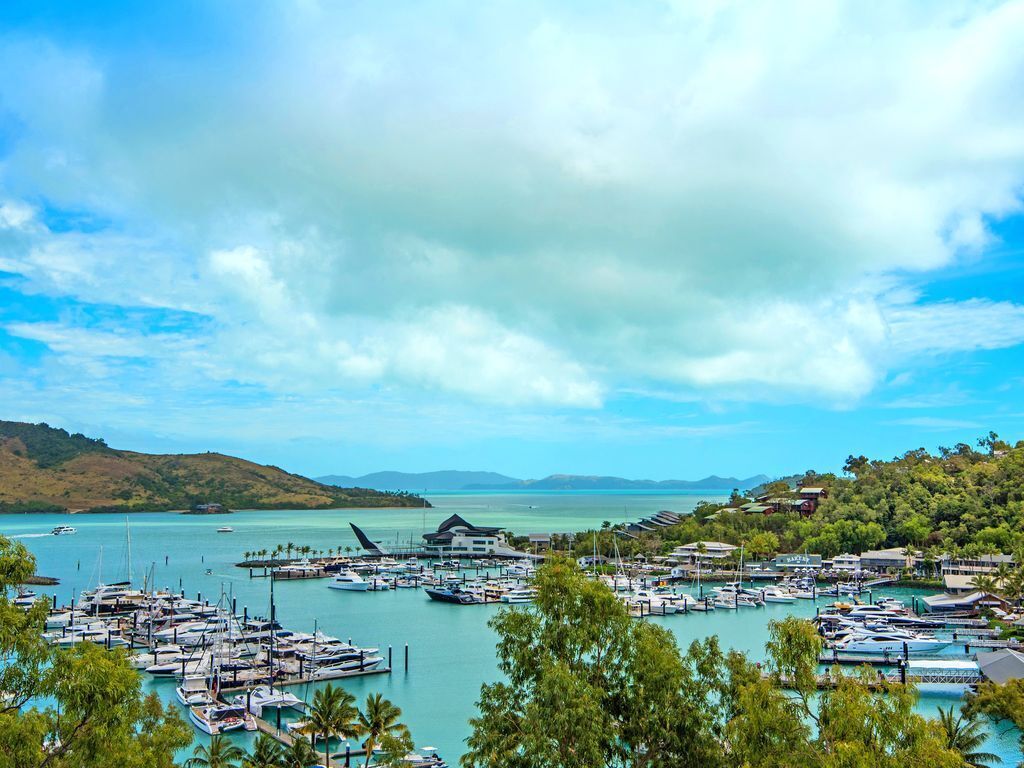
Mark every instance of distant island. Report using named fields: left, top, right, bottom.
left=0, top=420, right=429, bottom=513
left=317, top=469, right=770, bottom=492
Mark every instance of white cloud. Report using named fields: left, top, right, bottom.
left=0, top=200, right=34, bottom=229
left=887, top=417, right=983, bottom=430
left=1, top=1, right=1024, bottom=410
left=887, top=300, right=1024, bottom=354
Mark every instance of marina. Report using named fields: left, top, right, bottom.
left=4, top=494, right=1023, bottom=764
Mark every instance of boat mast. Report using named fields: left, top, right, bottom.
left=125, top=517, right=133, bottom=584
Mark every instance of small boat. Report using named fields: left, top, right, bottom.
left=424, top=587, right=480, bottom=605
left=328, top=571, right=370, bottom=591
left=500, top=587, right=536, bottom=604
left=13, top=591, right=39, bottom=608
left=216, top=527, right=234, bottom=533
left=51, top=525, right=77, bottom=535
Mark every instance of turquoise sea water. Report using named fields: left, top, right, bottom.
left=3, top=491, right=1021, bottom=764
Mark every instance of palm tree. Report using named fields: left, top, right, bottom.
left=242, top=734, right=284, bottom=768
left=299, top=684, right=362, bottom=767
left=358, top=693, right=410, bottom=768
left=286, top=542, right=295, bottom=559
left=937, top=705, right=1001, bottom=768
left=185, top=735, right=247, bottom=768
left=971, top=574, right=998, bottom=594
left=280, top=737, right=319, bottom=768
left=993, top=562, right=1013, bottom=595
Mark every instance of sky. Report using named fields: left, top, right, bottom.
left=1, top=1, right=1024, bottom=481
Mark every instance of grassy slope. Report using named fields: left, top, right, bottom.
left=0, top=421, right=427, bottom=512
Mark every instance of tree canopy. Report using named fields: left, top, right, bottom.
left=0, top=535, right=191, bottom=768
left=463, top=556, right=983, bottom=768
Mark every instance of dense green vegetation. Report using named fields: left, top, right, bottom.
left=0, top=420, right=429, bottom=513
left=558, top=434, right=1024, bottom=563
left=0, top=535, right=191, bottom=767
left=0, top=420, right=113, bottom=468
left=463, top=556, right=993, bottom=768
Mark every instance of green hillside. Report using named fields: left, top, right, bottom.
left=0, top=420, right=429, bottom=513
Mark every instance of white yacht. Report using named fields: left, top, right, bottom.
left=833, top=631, right=949, bottom=654
left=311, top=655, right=385, bottom=678
left=51, top=525, right=77, bottom=535
left=216, top=526, right=234, bottom=533
left=231, top=685, right=305, bottom=716
left=13, top=591, right=39, bottom=608
left=175, top=675, right=215, bottom=706
left=328, top=571, right=370, bottom=591
left=189, top=704, right=254, bottom=735
left=500, top=587, right=536, bottom=604
left=758, top=586, right=797, bottom=604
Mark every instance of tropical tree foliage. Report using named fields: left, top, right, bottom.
left=241, top=734, right=284, bottom=768
left=185, top=735, right=247, bottom=768
left=358, top=693, right=412, bottom=768
left=0, top=535, right=191, bottom=768
left=462, top=556, right=975, bottom=768
left=299, top=684, right=362, bottom=767
left=936, top=706, right=1001, bottom=768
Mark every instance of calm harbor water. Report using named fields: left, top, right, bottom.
left=3, top=491, right=1020, bottom=764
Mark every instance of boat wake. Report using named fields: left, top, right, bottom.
left=10, top=533, right=53, bottom=539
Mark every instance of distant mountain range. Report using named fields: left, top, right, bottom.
left=316, top=470, right=770, bottom=492
left=317, top=470, right=520, bottom=491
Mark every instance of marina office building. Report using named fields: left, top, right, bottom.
left=422, top=514, right=525, bottom=557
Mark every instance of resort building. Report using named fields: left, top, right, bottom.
left=940, top=553, right=1015, bottom=576
left=620, top=510, right=683, bottom=537
left=831, top=553, right=862, bottom=572
left=527, top=533, right=552, bottom=550
left=670, top=541, right=737, bottom=564
left=859, top=547, right=917, bottom=571
left=921, top=590, right=1012, bottom=614
left=744, top=486, right=826, bottom=517
left=421, top=514, right=524, bottom=557
left=771, top=553, right=822, bottom=570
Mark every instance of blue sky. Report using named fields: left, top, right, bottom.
left=1, top=1, right=1024, bottom=480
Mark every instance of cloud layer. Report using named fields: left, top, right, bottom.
left=2, top=0, right=1024, bottom=423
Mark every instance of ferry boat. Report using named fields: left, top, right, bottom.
left=328, top=571, right=370, bottom=591
left=51, top=525, right=77, bottom=535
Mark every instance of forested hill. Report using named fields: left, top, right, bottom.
left=680, top=433, right=1024, bottom=559
left=816, top=434, right=1024, bottom=555
left=0, top=420, right=429, bottom=513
